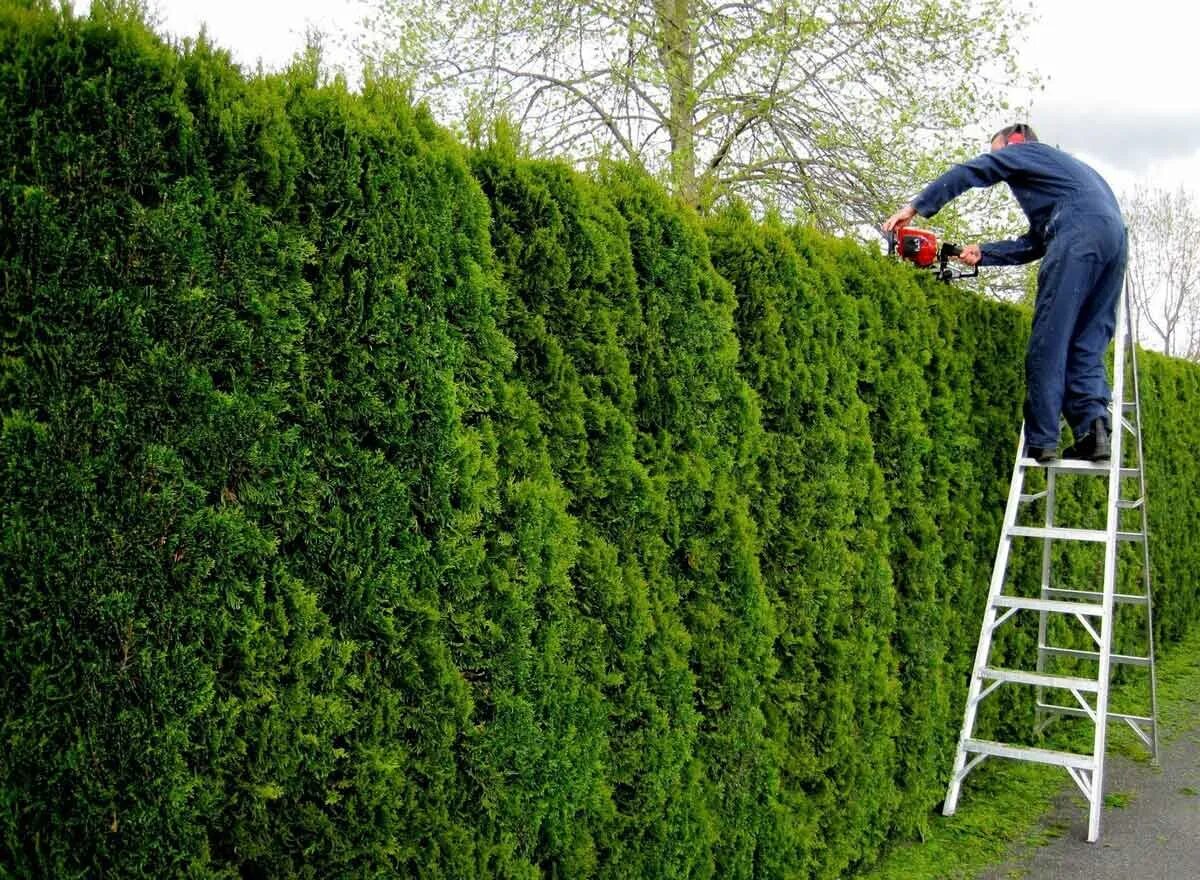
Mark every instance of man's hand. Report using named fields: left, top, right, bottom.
left=881, top=204, right=916, bottom=233
left=956, top=244, right=982, bottom=267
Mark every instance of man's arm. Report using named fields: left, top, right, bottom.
left=979, top=229, right=1045, bottom=266
left=911, top=149, right=1029, bottom=219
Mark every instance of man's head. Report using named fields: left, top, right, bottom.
left=990, top=123, right=1038, bottom=152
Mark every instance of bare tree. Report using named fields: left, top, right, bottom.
left=357, top=0, right=1035, bottom=228
left=1124, top=186, right=1200, bottom=359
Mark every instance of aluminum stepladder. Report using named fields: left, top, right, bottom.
left=942, top=279, right=1159, bottom=842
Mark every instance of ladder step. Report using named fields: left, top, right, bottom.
left=1118, top=497, right=1145, bottom=510
left=1020, top=491, right=1049, bottom=503
left=993, top=595, right=1104, bottom=616
left=963, top=738, right=1095, bottom=770
left=1019, top=459, right=1139, bottom=478
left=980, top=666, right=1100, bottom=692
left=1037, top=704, right=1156, bottom=726
left=1007, top=525, right=1145, bottom=543
left=1038, top=646, right=1152, bottom=667
left=1042, top=587, right=1149, bottom=607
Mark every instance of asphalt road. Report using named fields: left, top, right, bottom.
left=978, top=723, right=1200, bottom=880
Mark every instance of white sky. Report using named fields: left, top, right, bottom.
left=1017, top=1, right=1200, bottom=199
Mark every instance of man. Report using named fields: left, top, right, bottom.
left=882, top=123, right=1127, bottom=462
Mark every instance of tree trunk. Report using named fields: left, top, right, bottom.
left=653, top=0, right=697, bottom=206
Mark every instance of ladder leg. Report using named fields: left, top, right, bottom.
left=1142, top=507, right=1160, bottom=766
left=1088, top=564, right=1115, bottom=842
left=1087, top=282, right=1132, bottom=842
left=1126, top=284, right=1160, bottom=764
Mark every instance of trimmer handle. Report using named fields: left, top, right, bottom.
left=936, top=241, right=978, bottom=282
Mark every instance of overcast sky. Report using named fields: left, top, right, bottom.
left=1017, top=1, right=1200, bottom=197
left=73, top=0, right=1200, bottom=198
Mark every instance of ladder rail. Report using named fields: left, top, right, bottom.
left=1035, top=470, right=1057, bottom=725
left=1125, top=277, right=1160, bottom=763
left=1086, top=284, right=1129, bottom=842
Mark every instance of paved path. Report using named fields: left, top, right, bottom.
left=978, top=723, right=1200, bottom=880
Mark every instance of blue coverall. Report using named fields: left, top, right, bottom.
left=912, top=142, right=1128, bottom=449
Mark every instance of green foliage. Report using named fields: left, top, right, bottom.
left=3, top=6, right=1200, bottom=879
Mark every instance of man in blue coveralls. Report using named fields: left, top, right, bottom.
left=882, top=123, right=1128, bottom=463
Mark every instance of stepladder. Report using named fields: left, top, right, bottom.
left=942, top=282, right=1159, bottom=843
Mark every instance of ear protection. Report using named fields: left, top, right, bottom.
left=1006, top=132, right=1026, bottom=145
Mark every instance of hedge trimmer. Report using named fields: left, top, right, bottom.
left=886, top=226, right=978, bottom=283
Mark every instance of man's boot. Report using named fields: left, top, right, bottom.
left=1025, top=444, right=1057, bottom=463
left=1064, top=418, right=1111, bottom=461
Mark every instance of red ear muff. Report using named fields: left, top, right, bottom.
left=1006, top=132, right=1026, bottom=145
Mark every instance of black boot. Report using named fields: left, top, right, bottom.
left=1064, top=418, right=1111, bottom=461
left=1025, top=444, right=1057, bottom=463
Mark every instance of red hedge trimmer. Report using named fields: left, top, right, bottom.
left=886, top=226, right=978, bottom=283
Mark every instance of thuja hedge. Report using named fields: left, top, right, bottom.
left=3, top=5, right=1200, bottom=878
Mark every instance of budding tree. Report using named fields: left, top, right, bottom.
left=357, top=0, right=1035, bottom=228
left=1124, top=186, right=1200, bottom=359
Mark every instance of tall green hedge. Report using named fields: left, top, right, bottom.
left=3, top=5, right=1199, bottom=878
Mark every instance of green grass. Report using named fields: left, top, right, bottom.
left=854, top=623, right=1200, bottom=880
left=1103, top=791, right=1135, bottom=809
